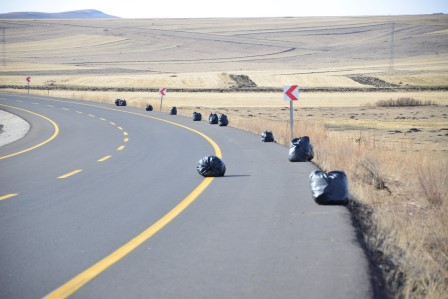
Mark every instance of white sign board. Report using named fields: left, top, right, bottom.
left=283, top=85, right=299, bottom=101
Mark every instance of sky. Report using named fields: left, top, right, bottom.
left=0, top=0, right=446, bottom=18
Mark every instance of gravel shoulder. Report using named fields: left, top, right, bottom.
left=0, top=109, right=30, bottom=147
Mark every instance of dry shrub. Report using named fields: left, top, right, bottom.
left=417, top=163, right=447, bottom=207
left=356, top=157, right=391, bottom=193
left=375, top=97, right=437, bottom=107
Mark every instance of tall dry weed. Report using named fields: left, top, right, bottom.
left=417, top=162, right=447, bottom=207
left=375, top=97, right=437, bottom=107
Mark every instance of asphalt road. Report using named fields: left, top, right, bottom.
left=0, top=93, right=377, bottom=299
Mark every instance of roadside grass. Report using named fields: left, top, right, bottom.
left=9, top=88, right=448, bottom=107
left=375, top=97, right=437, bottom=107
left=6, top=88, right=448, bottom=298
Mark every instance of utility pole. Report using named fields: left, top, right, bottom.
left=389, top=22, right=395, bottom=73
left=2, top=27, right=5, bottom=66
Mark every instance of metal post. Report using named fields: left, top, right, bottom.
left=290, top=100, right=294, bottom=140
left=27, top=81, right=29, bottom=94
left=159, top=95, right=163, bottom=111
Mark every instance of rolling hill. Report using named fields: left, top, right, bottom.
left=0, top=9, right=118, bottom=19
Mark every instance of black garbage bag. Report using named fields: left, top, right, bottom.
left=218, top=114, right=229, bottom=126
left=309, top=170, right=349, bottom=205
left=288, top=136, right=314, bottom=162
left=197, top=155, right=226, bottom=177
left=169, top=106, right=177, bottom=115
left=193, top=112, right=202, bottom=121
left=115, top=99, right=127, bottom=106
left=261, top=131, right=274, bottom=142
left=208, top=113, right=218, bottom=124
left=146, top=104, right=153, bottom=111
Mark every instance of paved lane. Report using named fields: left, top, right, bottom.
left=0, top=93, right=377, bottom=299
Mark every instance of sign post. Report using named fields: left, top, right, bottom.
left=283, top=85, right=299, bottom=140
left=159, top=88, right=167, bottom=111
left=26, top=76, right=31, bottom=94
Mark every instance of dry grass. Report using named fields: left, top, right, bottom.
left=7, top=34, right=126, bottom=54
left=375, top=97, right=437, bottom=107
left=377, top=73, right=448, bottom=87
left=9, top=88, right=448, bottom=107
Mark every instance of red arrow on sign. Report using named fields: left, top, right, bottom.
left=159, top=88, right=167, bottom=96
left=284, top=85, right=298, bottom=101
left=26, top=76, right=31, bottom=83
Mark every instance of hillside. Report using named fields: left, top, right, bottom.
left=0, top=15, right=446, bottom=78
left=0, top=9, right=118, bottom=19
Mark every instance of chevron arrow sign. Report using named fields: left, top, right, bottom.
left=283, top=85, right=299, bottom=101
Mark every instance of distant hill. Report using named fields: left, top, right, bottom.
left=0, top=9, right=118, bottom=19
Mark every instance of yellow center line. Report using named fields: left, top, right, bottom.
left=44, top=177, right=214, bottom=299
left=0, top=194, right=18, bottom=201
left=123, top=132, right=128, bottom=136
left=97, top=155, right=111, bottom=162
left=11, top=96, right=223, bottom=298
left=109, top=122, right=115, bottom=126
left=117, top=145, right=125, bottom=151
left=88, top=114, right=95, bottom=117
left=123, top=138, right=129, bottom=142
left=0, top=104, right=60, bottom=160
left=10, top=95, right=222, bottom=157
left=117, top=126, right=123, bottom=130
left=100, top=118, right=107, bottom=121
left=76, top=111, right=83, bottom=114
left=57, top=169, right=82, bottom=179
left=48, top=105, right=54, bottom=107
left=62, top=108, right=69, bottom=111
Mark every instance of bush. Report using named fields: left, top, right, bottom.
left=375, top=97, right=436, bottom=107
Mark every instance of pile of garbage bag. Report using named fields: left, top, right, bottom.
left=193, top=112, right=202, bottom=121
left=309, top=170, right=349, bottom=205
left=288, top=136, right=314, bottom=162
left=261, top=131, right=274, bottom=142
left=115, top=99, right=127, bottom=106
left=218, top=114, right=229, bottom=126
left=209, top=113, right=218, bottom=124
left=197, top=155, right=226, bottom=177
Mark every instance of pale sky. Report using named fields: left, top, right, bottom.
left=0, top=0, right=446, bottom=18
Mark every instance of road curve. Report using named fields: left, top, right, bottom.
left=0, top=93, right=378, bottom=299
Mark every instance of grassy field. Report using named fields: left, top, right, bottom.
left=1, top=15, right=447, bottom=298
